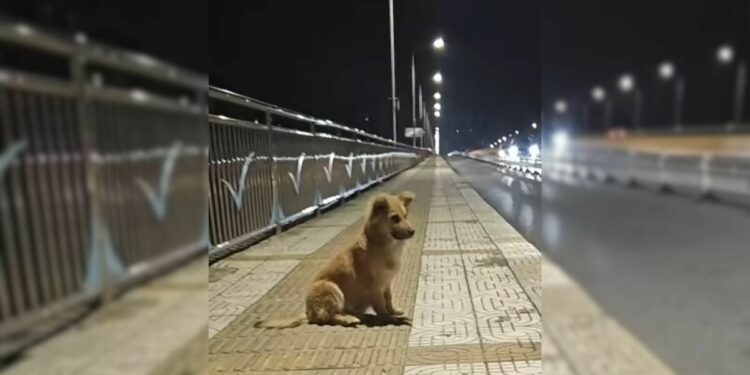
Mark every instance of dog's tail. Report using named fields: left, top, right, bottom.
left=254, top=312, right=307, bottom=329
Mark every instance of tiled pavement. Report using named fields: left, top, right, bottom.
left=208, top=158, right=543, bottom=374
left=208, top=157, right=675, bottom=374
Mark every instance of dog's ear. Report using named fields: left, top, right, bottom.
left=398, top=191, right=415, bottom=207
left=371, top=194, right=390, bottom=215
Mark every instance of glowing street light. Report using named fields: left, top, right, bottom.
left=432, top=36, right=445, bottom=50
left=554, top=99, right=567, bottom=114
left=434, top=103, right=442, bottom=111
left=514, top=130, right=519, bottom=135
left=591, top=86, right=606, bottom=102
left=618, top=74, right=634, bottom=92
left=531, top=122, right=538, bottom=129
left=434, top=110, right=441, bottom=118
left=432, top=72, right=443, bottom=83
left=717, top=44, right=734, bottom=64
left=502, top=136, right=507, bottom=141
left=433, top=92, right=441, bottom=100
left=658, top=61, right=675, bottom=80
left=528, top=144, right=540, bottom=158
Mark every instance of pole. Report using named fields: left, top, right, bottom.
left=633, top=89, right=642, bottom=130
left=732, top=61, right=746, bottom=127
left=411, top=54, right=416, bottom=147
left=604, top=99, right=612, bottom=129
left=674, top=76, right=685, bottom=131
left=418, top=85, right=423, bottom=120
left=388, top=0, right=397, bottom=141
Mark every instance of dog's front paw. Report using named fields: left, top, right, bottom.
left=389, top=308, right=404, bottom=316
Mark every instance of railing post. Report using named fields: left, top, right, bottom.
left=71, top=39, right=111, bottom=302
left=311, top=122, right=321, bottom=217
left=267, top=111, right=282, bottom=234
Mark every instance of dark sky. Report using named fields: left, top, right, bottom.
left=0, top=0, right=208, bottom=73
left=4, top=1, right=748, bottom=150
left=210, top=0, right=542, bottom=152
left=543, top=0, right=750, bottom=132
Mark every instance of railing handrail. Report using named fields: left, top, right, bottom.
left=209, top=85, right=430, bottom=152
left=0, top=18, right=206, bottom=90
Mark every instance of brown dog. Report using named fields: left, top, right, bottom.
left=255, top=191, right=415, bottom=328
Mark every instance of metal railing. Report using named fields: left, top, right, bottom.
left=0, top=20, right=207, bottom=358
left=208, top=87, right=430, bottom=258
left=546, top=142, right=750, bottom=201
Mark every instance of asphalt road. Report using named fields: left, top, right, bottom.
left=447, top=156, right=750, bottom=375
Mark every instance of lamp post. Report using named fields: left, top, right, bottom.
left=716, top=44, right=746, bottom=128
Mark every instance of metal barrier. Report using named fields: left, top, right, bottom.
left=208, top=87, right=429, bottom=258
left=0, top=21, right=207, bottom=358
left=546, top=142, right=750, bottom=201
left=458, top=151, right=542, bottom=182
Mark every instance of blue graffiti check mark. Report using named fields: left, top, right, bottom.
left=220, top=152, right=255, bottom=210
left=0, top=140, right=27, bottom=181
left=345, top=153, right=354, bottom=178
left=287, top=153, right=306, bottom=195
left=136, top=142, right=182, bottom=221
left=322, top=152, right=335, bottom=183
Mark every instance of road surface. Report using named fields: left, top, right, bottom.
left=447, top=156, right=750, bottom=375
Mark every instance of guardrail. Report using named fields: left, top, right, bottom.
left=457, top=152, right=542, bottom=181
left=0, top=21, right=207, bottom=359
left=208, top=87, right=430, bottom=260
left=546, top=143, right=750, bottom=201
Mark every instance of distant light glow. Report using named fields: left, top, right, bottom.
left=434, top=103, right=442, bottom=111
left=502, top=136, right=507, bottom=141
left=554, top=99, right=567, bottom=114
left=508, top=145, right=520, bottom=160
left=531, top=122, right=538, bottom=129
left=658, top=61, right=674, bottom=80
left=552, top=130, right=569, bottom=155
left=433, top=92, right=441, bottom=100
left=432, top=37, right=445, bottom=50
left=717, top=44, right=734, bottom=64
left=432, top=72, right=443, bottom=83
left=618, top=74, right=634, bottom=92
left=434, top=110, right=441, bottom=118
left=435, top=127, right=440, bottom=154
left=528, top=143, right=540, bottom=158
left=591, top=86, right=606, bottom=102
left=514, top=130, right=519, bottom=135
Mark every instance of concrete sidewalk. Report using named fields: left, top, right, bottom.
left=208, top=158, right=543, bottom=374
left=4, top=257, right=207, bottom=375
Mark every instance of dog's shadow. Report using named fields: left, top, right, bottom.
left=317, top=314, right=411, bottom=328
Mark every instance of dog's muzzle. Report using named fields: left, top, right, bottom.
left=392, top=228, right=415, bottom=240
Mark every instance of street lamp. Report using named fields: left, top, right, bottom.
left=554, top=99, right=567, bottom=114
left=658, top=61, right=675, bottom=80
left=433, top=92, right=441, bottom=100
left=618, top=74, right=634, bottom=92
left=591, top=86, right=606, bottom=102
left=432, top=72, right=443, bottom=83
left=656, top=61, right=684, bottom=130
left=432, top=37, right=445, bottom=50
left=434, top=103, right=442, bottom=111
left=717, top=44, right=734, bottom=64
left=618, top=74, right=640, bottom=128
left=434, top=111, right=441, bottom=118
left=531, top=122, right=538, bottom=129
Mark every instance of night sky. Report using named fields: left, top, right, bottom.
left=1, top=0, right=208, bottom=73
left=3, top=1, right=748, bottom=152
left=210, top=0, right=541, bottom=153
left=544, top=0, right=750, bottom=133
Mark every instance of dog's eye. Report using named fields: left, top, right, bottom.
left=390, top=214, right=401, bottom=223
